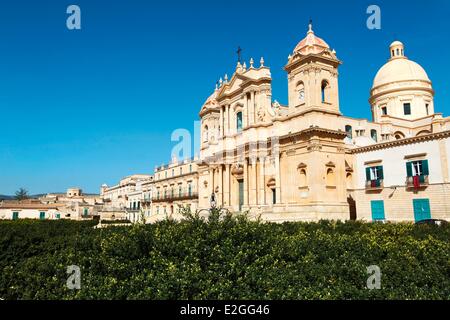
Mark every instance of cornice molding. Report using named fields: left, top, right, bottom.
left=352, top=130, right=450, bottom=153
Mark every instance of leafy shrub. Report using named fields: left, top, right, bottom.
left=0, top=212, right=448, bottom=300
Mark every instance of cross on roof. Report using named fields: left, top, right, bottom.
left=236, top=46, right=242, bottom=63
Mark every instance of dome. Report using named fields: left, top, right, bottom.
left=372, top=41, right=431, bottom=89
left=293, top=22, right=330, bottom=55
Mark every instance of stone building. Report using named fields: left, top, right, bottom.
left=150, top=157, right=199, bottom=222
left=195, top=23, right=450, bottom=222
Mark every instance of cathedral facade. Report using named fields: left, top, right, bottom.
left=195, top=23, right=450, bottom=222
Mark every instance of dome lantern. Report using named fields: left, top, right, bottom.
left=389, top=41, right=405, bottom=60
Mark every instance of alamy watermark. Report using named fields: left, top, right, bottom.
left=66, top=5, right=81, bottom=30
left=366, top=265, right=381, bottom=290
left=66, top=265, right=81, bottom=290
left=367, top=5, right=381, bottom=30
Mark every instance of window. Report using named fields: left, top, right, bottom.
left=370, top=129, right=378, bottom=142
left=56, top=213, right=61, bottom=219
left=403, top=103, right=411, bottom=115
left=345, top=125, right=352, bottom=139
left=12, top=212, right=19, bottom=220
left=371, top=200, right=385, bottom=221
left=39, top=212, right=45, bottom=220
left=179, top=185, right=182, bottom=196
left=381, top=106, right=387, bottom=115
left=321, top=80, right=329, bottom=103
left=157, top=190, right=160, bottom=199
left=83, top=208, right=89, bottom=216
left=326, top=168, right=335, bottom=186
left=189, top=164, right=192, bottom=173
left=366, top=166, right=384, bottom=187
left=180, top=167, right=183, bottom=175
left=137, top=202, right=140, bottom=210
left=346, top=173, right=353, bottom=189
left=165, top=171, right=167, bottom=179
left=188, top=184, right=192, bottom=196
left=157, top=207, right=159, bottom=215
left=406, top=160, right=429, bottom=177
left=236, top=112, right=243, bottom=132
left=297, top=81, right=305, bottom=102
left=425, top=104, right=429, bottom=115
left=204, top=125, right=209, bottom=142
left=299, top=169, right=307, bottom=187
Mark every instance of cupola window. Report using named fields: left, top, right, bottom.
left=403, top=103, right=411, bottom=115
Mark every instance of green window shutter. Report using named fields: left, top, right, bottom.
left=371, top=200, right=385, bottom=220
left=378, top=166, right=384, bottom=180
left=365, top=167, right=371, bottom=181
left=422, top=160, right=429, bottom=175
left=406, top=162, right=413, bottom=177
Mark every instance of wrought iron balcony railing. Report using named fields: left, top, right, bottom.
left=406, top=175, right=429, bottom=188
left=365, top=179, right=383, bottom=190
left=152, top=190, right=198, bottom=202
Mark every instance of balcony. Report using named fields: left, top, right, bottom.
left=365, top=179, right=383, bottom=191
left=140, top=197, right=151, bottom=204
left=406, top=175, right=429, bottom=189
left=152, top=189, right=198, bottom=202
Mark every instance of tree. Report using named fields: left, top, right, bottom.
left=15, top=188, right=29, bottom=201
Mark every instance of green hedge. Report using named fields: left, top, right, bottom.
left=0, top=213, right=449, bottom=300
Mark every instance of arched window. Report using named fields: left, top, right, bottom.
left=203, top=125, right=209, bottom=142
left=236, top=112, right=243, bottom=132
left=326, top=168, right=335, bottom=186
left=297, top=81, right=305, bottom=102
left=394, top=131, right=405, bottom=140
left=321, top=80, right=329, bottom=103
left=370, top=129, right=378, bottom=142
left=346, top=173, right=352, bottom=189
left=299, top=169, right=307, bottom=187
left=345, top=125, right=353, bottom=139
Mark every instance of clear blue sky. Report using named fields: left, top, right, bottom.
left=0, top=0, right=449, bottom=194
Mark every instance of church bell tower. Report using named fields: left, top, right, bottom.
left=285, top=22, right=342, bottom=115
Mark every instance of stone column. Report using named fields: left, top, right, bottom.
left=275, top=153, right=281, bottom=204
left=244, top=93, right=248, bottom=128
left=243, top=158, right=249, bottom=206
left=224, top=164, right=230, bottom=206
left=209, top=167, right=214, bottom=197
left=250, top=91, right=255, bottom=126
left=250, top=157, right=257, bottom=206
left=224, top=106, right=229, bottom=136
left=227, top=105, right=232, bottom=134
left=259, top=157, right=266, bottom=205
left=218, top=165, right=223, bottom=206
left=219, top=107, right=223, bottom=137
